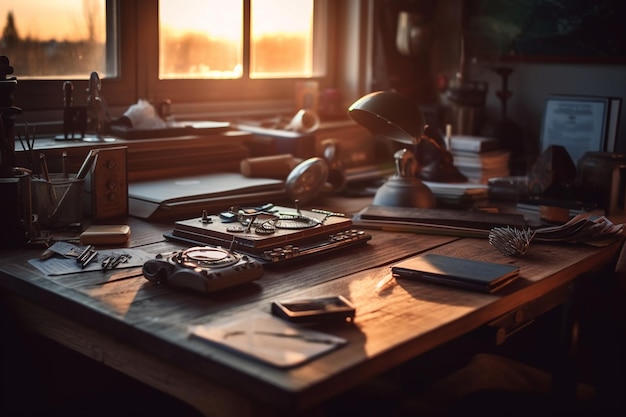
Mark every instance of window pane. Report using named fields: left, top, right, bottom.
left=0, top=0, right=110, bottom=79
left=250, top=0, right=314, bottom=79
left=159, top=0, right=243, bottom=79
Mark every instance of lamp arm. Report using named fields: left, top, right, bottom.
left=416, top=134, right=446, bottom=151
left=415, top=133, right=457, bottom=168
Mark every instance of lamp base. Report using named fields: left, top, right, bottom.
left=372, top=175, right=436, bottom=208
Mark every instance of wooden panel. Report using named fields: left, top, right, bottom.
left=0, top=197, right=622, bottom=415
left=15, top=131, right=253, bottom=183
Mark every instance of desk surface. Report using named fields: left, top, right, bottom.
left=0, top=196, right=622, bottom=416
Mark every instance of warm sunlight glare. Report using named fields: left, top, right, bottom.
left=159, top=0, right=315, bottom=79
left=250, top=0, right=314, bottom=78
left=159, top=0, right=243, bottom=79
left=160, top=0, right=242, bottom=41
left=0, top=0, right=105, bottom=43
left=3, top=0, right=316, bottom=80
left=1, top=0, right=107, bottom=77
left=252, top=0, right=314, bottom=36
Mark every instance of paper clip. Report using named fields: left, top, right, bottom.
left=81, top=250, right=98, bottom=268
left=101, top=254, right=132, bottom=270
left=76, top=245, right=98, bottom=268
left=76, top=245, right=95, bottom=263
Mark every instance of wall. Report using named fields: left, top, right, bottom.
left=475, top=61, right=626, bottom=160
left=365, top=0, right=626, bottom=174
left=457, top=0, right=626, bottom=171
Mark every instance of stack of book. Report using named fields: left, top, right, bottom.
left=449, top=135, right=510, bottom=184
left=423, top=180, right=489, bottom=209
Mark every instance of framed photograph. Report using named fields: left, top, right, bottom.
left=540, top=95, right=610, bottom=164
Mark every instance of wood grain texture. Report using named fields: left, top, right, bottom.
left=1, top=197, right=622, bottom=416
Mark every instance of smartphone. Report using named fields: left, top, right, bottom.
left=271, top=295, right=355, bottom=323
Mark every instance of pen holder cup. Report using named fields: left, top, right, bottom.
left=32, top=173, right=84, bottom=228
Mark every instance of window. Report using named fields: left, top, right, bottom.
left=0, top=0, right=111, bottom=79
left=158, top=0, right=317, bottom=80
left=159, top=0, right=244, bottom=80
left=249, top=0, right=317, bottom=79
left=2, top=0, right=340, bottom=133
left=151, top=0, right=331, bottom=109
left=1, top=0, right=134, bottom=124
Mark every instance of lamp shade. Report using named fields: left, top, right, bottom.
left=348, top=91, right=425, bottom=145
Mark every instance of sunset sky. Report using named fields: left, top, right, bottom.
left=0, top=1, right=105, bottom=42
left=0, top=0, right=310, bottom=44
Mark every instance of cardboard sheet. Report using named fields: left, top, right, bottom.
left=190, top=313, right=347, bottom=368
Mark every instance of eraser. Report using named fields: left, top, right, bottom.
left=80, top=225, right=131, bottom=245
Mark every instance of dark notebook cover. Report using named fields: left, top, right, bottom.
left=353, top=205, right=527, bottom=238
left=357, top=205, right=526, bottom=229
left=391, top=253, right=520, bottom=293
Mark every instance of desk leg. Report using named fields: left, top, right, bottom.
left=2, top=293, right=275, bottom=417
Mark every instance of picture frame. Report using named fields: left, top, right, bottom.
left=540, top=95, right=611, bottom=164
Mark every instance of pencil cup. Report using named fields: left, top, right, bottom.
left=32, top=173, right=84, bottom=228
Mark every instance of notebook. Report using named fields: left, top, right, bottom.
left=391, top=253, right=520, bottom=293
left=128, top=173, right=286, bottom=220
left=352, top=205, right=527, bottom=238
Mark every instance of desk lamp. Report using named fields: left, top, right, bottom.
left=348, top=90, right=462, bottom=208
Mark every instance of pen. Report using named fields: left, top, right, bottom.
left=62, top=151, right=68, bottom=178
left=39, top=152, right=50, bottom=181
left=49, top=150, right=71, bottom=221
left=76, top=149, right=99, bottom=180
left=374, top=274, right=396, bottom=293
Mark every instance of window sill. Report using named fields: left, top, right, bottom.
left=16, top=130, right=253, bottom=183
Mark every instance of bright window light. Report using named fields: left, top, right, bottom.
left=0, top=0, right=110, bottom=79
left=159, top=0, right=243, bottom=79
left=159, top=0, right=315, bottom=80
left=250, top=0, right=314, bottom=79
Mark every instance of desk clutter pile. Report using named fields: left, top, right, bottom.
left=448, top=135, right=510, bottom=184
left=4, top=192, right=623, bottom=417
left=28, top=241, right=153, bottom=276
left=352, top=204, right=625, bottom=257
left=414, top=135, right=511, bottom=209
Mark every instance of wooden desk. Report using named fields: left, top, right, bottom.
left=0, top=197, right=622, bottom=416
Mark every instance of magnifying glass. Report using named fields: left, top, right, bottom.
left=241, top=154, right=343, bottom=204
left=285, top=157, right=329, bottom=204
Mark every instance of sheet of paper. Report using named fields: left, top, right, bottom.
left=534, top=212, right=624, bottom=245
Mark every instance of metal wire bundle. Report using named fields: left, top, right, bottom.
left=488, top=226, right=536, bottom=256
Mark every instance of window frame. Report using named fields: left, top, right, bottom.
left=12, top=0, right=343, bottom=133
left=144, top=0, right=336, bottom=108
left=13, top=0, right=137, bottom=134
